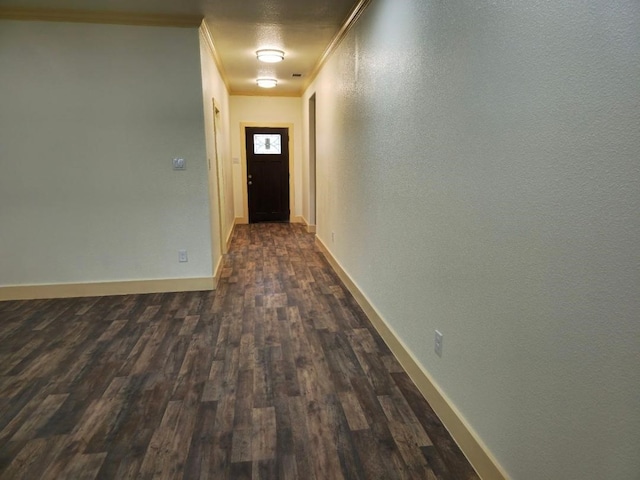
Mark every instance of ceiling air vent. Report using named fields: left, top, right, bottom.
left=292, top=73, right=303, bottom=78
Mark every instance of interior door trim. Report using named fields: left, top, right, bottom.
left=239, top=122, right=295, bottom=223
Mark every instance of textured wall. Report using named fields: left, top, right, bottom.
left=303, top=1, right=640, bottom=478
left=0, top=21, right=212, bottom=285
left=229, top=96, right=303, bottom=219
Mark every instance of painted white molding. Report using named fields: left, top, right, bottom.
left=0, top=277, right=214, bottom=301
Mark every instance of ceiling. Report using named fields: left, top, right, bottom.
left=0, top=0, right=364, bottom=96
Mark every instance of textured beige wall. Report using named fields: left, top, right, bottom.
left=302, top=1, right=640, bottom=478
left=0, top=21, right=212, bottom=285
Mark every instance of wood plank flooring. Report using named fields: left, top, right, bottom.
left=0, top=223, right=479, bottom=479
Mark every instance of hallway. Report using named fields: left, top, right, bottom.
left=0, top=224, right=478, bottom=479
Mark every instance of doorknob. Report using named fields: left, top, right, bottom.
left=248, top=181, right=252, bottom=185
left=248, top=174, right=252, bottom=179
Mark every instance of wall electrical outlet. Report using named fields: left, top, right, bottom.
left=178, top=249, right=188, bottom=263
left=434, top=330, right=443, bottom=357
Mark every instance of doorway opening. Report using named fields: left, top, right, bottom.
left=244, top=126, right=290, bottom=223
left=308, top=93, right=317, bottom=231
left=212, top=100, right=227, bottom=253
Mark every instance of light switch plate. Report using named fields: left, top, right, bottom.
left=173, top=158, right=186, bottom=170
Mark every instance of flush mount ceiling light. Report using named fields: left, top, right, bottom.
left=256, top=49, right=285, bottom=63
left=256, top=78, right=278, bottom=88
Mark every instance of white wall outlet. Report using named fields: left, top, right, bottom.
left=178, top=249, right=188, bottom=262
left=172, top=158, right=186, bottom=170
left=434, top=330, right=443, bottom=357
left=331, top=231, right=335, bottom=242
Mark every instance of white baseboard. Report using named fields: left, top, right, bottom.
left=298, top=216, right=317, bottom=233
left=213, top=256, right=224, bottom=289
left=0, top=277, right=214, bottom=301
left=225, top=221, right=237, bottom=253
left=315, top=236, right=508, bottom=480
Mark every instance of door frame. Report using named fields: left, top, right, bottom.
left=307, top=93, right=317, bottom=233
left=212, top=98, right=228, bottom=253
left=240, top=122, right=295, bottom=223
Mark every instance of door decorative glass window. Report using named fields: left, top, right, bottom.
left=253, top=134, right=282, bottom=154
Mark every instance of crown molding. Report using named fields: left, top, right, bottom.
left=0, top=7, right=202, bottom=28
left=199, top=20, right=231, bottom=92
left=303, top=0, right=372, bottom=92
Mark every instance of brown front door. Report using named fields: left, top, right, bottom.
left=245, top=127, right=290, bottom=223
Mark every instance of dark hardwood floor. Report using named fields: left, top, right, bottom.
left=0, top=223, right=479, bottom=479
